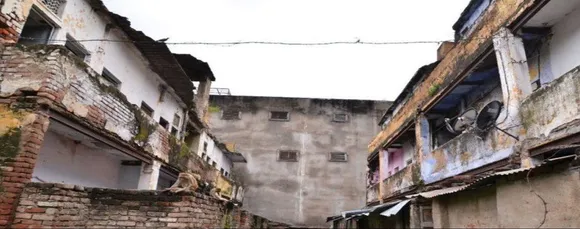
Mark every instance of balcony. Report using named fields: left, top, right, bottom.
left=367, top=182, right=380, bottom=204
left=381, top=163, right=418, bottom=199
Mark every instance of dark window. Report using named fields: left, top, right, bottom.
left=278, top=150, right=298, bottom=162
left=159, top=117, right=169, bottom=129
left=270, top=111, right=290, bottom=121
left=332, top=113, right=349, bottom=123
left=225, top=172, right=229, bottom=177
left=329, top=152, right=348, bottom=162
left=201, top=153, right=206, bottom=160
left=220, top=168, right=225, bottom=175
left=140, top=102, right=154, bottom=117
left=222, top=108, right=241, bottom=120
left=406, top=159, right=413, bottom=165
left=65, top=35, right=90, bottom=60
left=212, top=161, right=217, bottom=168
left=206, top=157, right=211, bottom=163
left=18, top=9, right=54, bottom=45
left=171, top=127, right=178, bottom=136
left=101, top=68, right=121, bottom=88
left=203, top=142, right=208, bottom=152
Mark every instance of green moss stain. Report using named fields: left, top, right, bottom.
left=168, top=135, right=192, bottom=171
left=133, top=111, right=156, bottom=143
left=208, top=104, right=221, bottom=113
left=428, top=83, right=440, bottom=96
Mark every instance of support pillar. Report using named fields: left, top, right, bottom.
left=492, top=27, right=533, bottom=128
left=414, top=115, right=430, bottom=183
left=137, top=160, right=161, bottom=190
left=195, top=79, right=212, bottom=124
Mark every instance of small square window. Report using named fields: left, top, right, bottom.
left=332, top=114, right=349, bottom=123
left=206, top=157, right=211, bottom=163
left=140, top=102, right=154, bottom=117
left=329, top=152, right=348, bottom=162
left=212, top=161, right=217, bottom=168
left=270, top=111, right=290, bottom=121
left=225, top=171, right=229, bottom=177
left=159, top=117, right=169, bottom=130
left=406, top=159, right=413, bottom=165
left=222, top=108, right=241, bottom=120
left=173, top=114, right=181, bottom=126
left=203, top=142, right=208, bottom=152
left=278, top=150, right=298, bottom=162
left=171, top=127, right=178, bottom=136
left=201, top=153, right=206, bottom=160
left=220, top=168, right=225, bottom=174
left=101, top=68, right=121, bottom=88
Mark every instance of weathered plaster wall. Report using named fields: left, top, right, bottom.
left=380, top=163, right=416, bottom=199
left=521, top=66, right=580, bottom=139
left=0, top=0, right=33, bottom=43
left=208, top=95, right=389, bottom=226
left=432, top=186, right=498, bottom=228
left=432, top=169, right=580, bottom=228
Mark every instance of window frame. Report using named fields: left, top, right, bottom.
left=278, top=150, right=299, bottom=162
left=328, top=152, right=348, bottom=162
left=101, top=68, right=122, bottom=88
left=140, top=102, right=154, bottom=117
left=332, top=113, right=349, bottom=123
left=222, top=108, right=241, bottom=120
left=269, top=111, right=290, bottom=121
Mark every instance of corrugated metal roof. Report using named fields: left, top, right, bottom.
left=405, top=185, right=470, bottom=199
left=380, top=199, right=411, bottom=217
left=405, top=154, right=578, bottom=199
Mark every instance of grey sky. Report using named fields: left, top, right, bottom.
left=103, top=0, right=469, bottom=101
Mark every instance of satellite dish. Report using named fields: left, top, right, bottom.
left=476, top=101, right=503, bottom=130
left=445, top=108, right=478, bottom=134
left=475, top=100, right=519, bottom=140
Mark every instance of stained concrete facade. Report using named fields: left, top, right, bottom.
left=208, top=95, right=390, bottom=226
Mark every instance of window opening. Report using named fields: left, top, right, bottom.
left=65, top=35, right=90, bottom=61
left=270, top=111, right=290, bottom=121
left=329, top=152, right=348, bottom=162
left=159, top=117, right=169, bottom=130
left=222, top=108, right=241, bottom=120
left=332, top=114, right=349, bottom=123
left=278, top=150, right=298, bottom=162
left=101, top=68, right=121, bottom=88
left=18, top=8, right=55, bottom=45
left=140, top=102, right=154, bottom=117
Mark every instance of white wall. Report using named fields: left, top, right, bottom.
left=547, top=6, right=580, bottom=80
left=402, top=140, right=414, bottom=167
left=102, top=30, right=185, bottom=130
left=32, top=130, right=138, bottom=189
left=197, top=131, right=232, bottom=175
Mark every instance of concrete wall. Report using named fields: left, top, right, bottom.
left=544, top=6, right=580, bottom=83
left=432, top=169, right=580, bottom=228
left=208, top=95, right=389, bottom=226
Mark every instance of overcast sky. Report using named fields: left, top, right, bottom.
left=103, top=0, right=469, bottom=101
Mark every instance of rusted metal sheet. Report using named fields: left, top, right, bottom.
left=368, top=0, right=539, bottom=154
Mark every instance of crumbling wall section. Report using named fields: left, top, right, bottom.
left=0, top=45, right=172, bottom=163
left=0, top=0, right=33, bottom=43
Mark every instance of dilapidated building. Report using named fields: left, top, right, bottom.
left=0, top=0, right=250, bottom=227
left=207, top=95, right=391, bottom=227
left=330, top=0, right=580, bottom=228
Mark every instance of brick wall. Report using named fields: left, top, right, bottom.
left=0, top=0, right=31, bottom=43
left=0, top=45, right=172, bottom=163
left=12, top=182, right=289, bottom=228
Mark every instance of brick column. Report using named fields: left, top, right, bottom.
left=0, top=106, right=50, bottom=227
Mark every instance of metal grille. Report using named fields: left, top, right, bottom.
left=329, top=152, right=348, bottom=162
left=270, top=111, right=289, bottom=121
left=41, top=0, right=66, bottom=15
left=222, top=109, right=241, bottom=120
left=333, top=113, right=349, bottom=122
left=278, top=150, right=298, bottom=162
